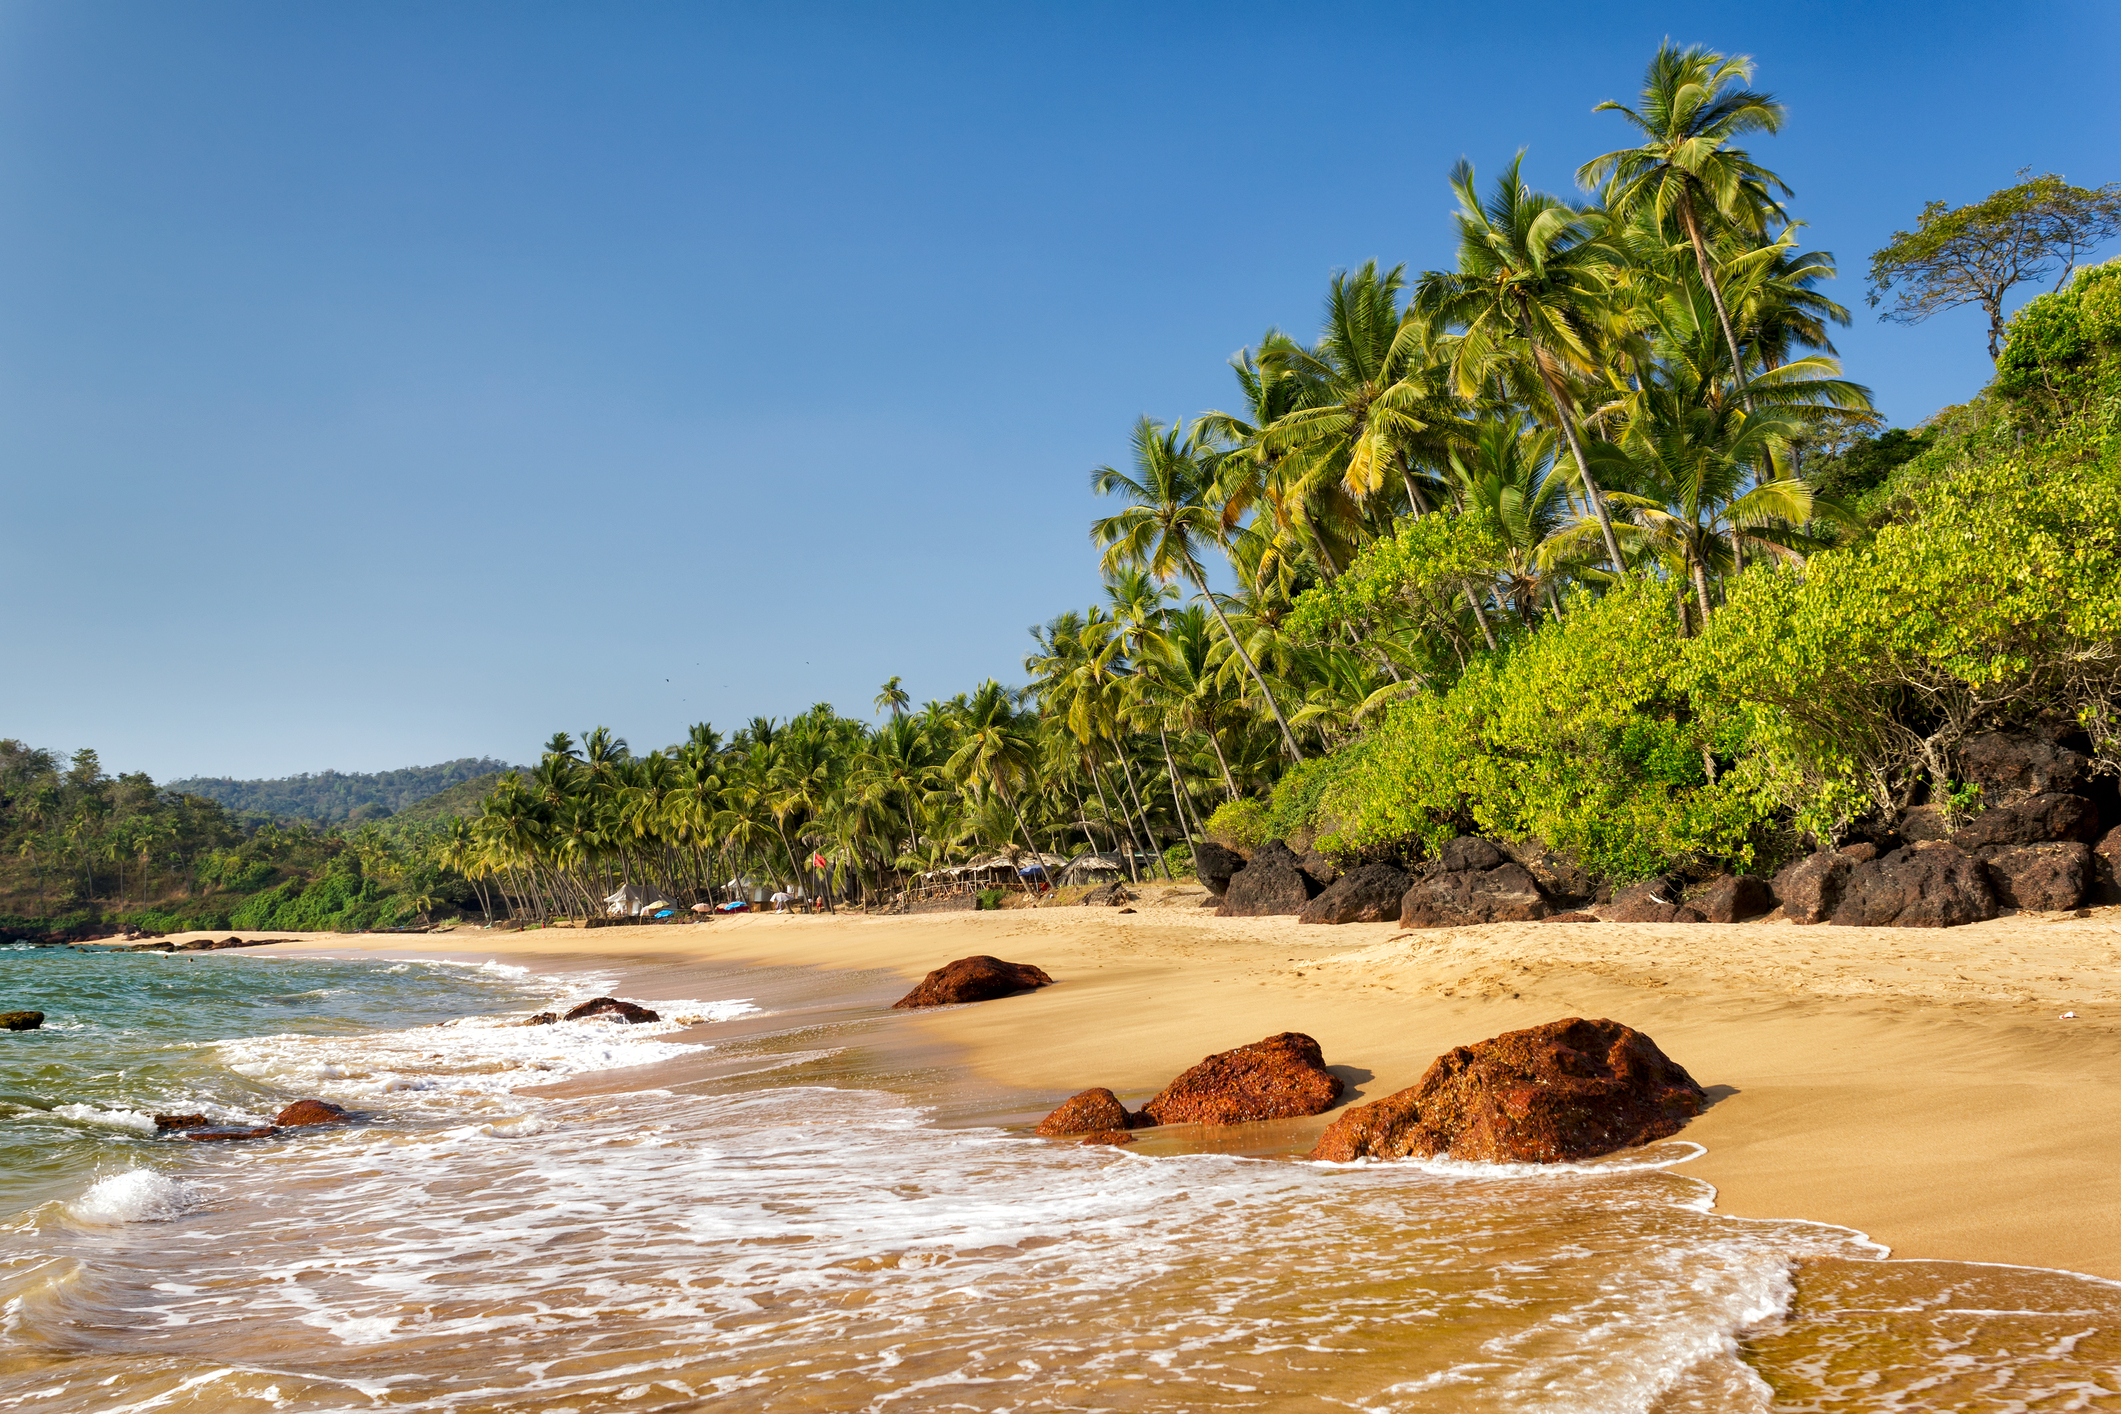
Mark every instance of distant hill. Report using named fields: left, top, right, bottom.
left=169, top=757, right=520, bottom=824
left=373, top=770, right=514, bottom=834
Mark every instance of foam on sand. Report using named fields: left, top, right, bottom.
left=68, top=1169, right=199, bottom=1224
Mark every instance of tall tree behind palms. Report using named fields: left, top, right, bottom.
left=1580, top=43, right=1788, bottom=413
left=1091, top=417, right=1305, bottom=761
left=873, top=676, right=911, bottom=719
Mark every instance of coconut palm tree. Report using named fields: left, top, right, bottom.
left=1091, top=416, right=1305, bottom=761
left=1418, top=155, right=1629, bottom=573
left=1579, top=43, right=1789, bottom=411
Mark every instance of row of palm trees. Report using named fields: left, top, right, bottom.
left=443, top=43, right=1888, bottom=915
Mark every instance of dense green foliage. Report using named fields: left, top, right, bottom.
left=168, top=757, right=517, bottom=824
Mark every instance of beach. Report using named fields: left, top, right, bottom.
left=247, top=890, right=2121, bottom=1280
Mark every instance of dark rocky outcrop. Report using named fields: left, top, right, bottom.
left=1296, top=847, right=1343, bottom=891
left=1193, top=842, right=1247, bottom=898
left=518, top=1012, right=559, bottom=1026
left=152, top=1113, right=208, bottom=1131
left=0, top=1011, right=44, bottom=1031
left=1771, top=851, right=1857, bottom=925
left=1950, top=793, right=2101, bottom=852
left=2096, top=825, right=2121, bottom=905
left=1830, top=843, right=1998, bottom=927
left=1400, top=851, right=1551, bottom=927
left=1506, top=841, right=1597, bottom=909
left=1981, top=842, right=2092, bottom=912
left=1218, top=842, right=1323, bottom=917
left=1307, top=1017, right=1706, bottom=1164
left=1601, top=876, right=1705, bottom=924
left=274, top=1099, right=352, bottom=1128
left=1960, top=728, right=2094, bottom=802
left=1079, top=882, right=1132, bottom=907
left=1035, top=1087, right=1139, bottom=1137
left=1698, top=875, right=1773, bottom=923
left=1899, top=805, right=1953, bottom=842
left=1298, top=863, right=1412, bottom=925
left=892, top=956, right=1055, bottom=1009
left=1139, top=1032, right=1343, bottom=1127
left=564, top=997, right=664, bottom=1024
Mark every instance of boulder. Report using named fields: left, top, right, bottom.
left=1950, top=793, right=2101, bottom=852
left=1899, top=805, right=1953, bottom=843
left=1218, top=842, right=1322, bottom=917
left=0, top=1011, right=44, bottom=1032
left=2096, top=826, right=2121, bottom=905
left=1698, top=875, right=1773, bottom=923
left=1298, top=863, right=1412, bottom=925
left=152, top=1113, right=208, bottom=1131
left=1139, top=1032, right=1343, bottom=1127
left=1601, top=876, right=1704, bottom=924
left=563, top=996, right=664, bottom=1024
left=517, top=1011, right=558, bottom=1026
left=1770, top=851, right=1855, bottom=925
left=1296, top=847, right=1342, bottom=890
left=1306, top=1017, right=1706, bottom=1164
left=1439, top=837, right=1506, bottom=872
left=1960, top=729, right=2094, bottom=802
left=1036, top=1087, right=1139, bottom=1137
left=1839, top=841, right=1881, bottom=863
left=1193, top=842, right=1247, bottom=897
left=1078, top=882, right=1132, bottom=907
left=1507, top=841, right=1597, bottom=908
left=1982, top=842, right=2092, bottom=912
left=1401, top=863, right=1551, bottom=928
left=891, top=956, right=1055, bottom=1009
left=1830, top=843, right=1998, bottom=928
left=275, top=1099, right=352, bottom=1127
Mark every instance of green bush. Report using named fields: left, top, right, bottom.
left=975, top=888, right=1005, bottom=910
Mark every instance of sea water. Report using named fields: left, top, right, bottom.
left=1, top=944, right=2117, bottom=1412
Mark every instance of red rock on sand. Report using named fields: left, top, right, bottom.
left=1139, top=1032, right=1343, bottom=1127
left=892, top=956, right=1054, bottom=1009
left=275, top=1099, right=352, bottom=1127
left=1308, top=1017, right=1705, bottom=1164
left=563, top=997, right=663, bottom=1024
left=1036, top=1087, right=1138, bottom=1136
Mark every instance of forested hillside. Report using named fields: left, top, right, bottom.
left=168, top=757, right=518, bottom=824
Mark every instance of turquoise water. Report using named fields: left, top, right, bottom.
left=0, top=945, right=559, bottom=1218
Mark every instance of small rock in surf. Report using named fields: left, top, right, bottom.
left=275, top=1099, right=352, bottom=1127
left=562, top=997, right=662, bottom=1024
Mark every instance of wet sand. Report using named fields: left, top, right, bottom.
left=199, top=891, right=2121, bottom=1281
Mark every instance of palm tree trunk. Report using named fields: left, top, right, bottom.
left=1113, top=748, right=1172, bottom=880
left=994, top=780, right=1046, bottom=908
left=1691, top=553, right=1716, bottom=630
left=1087, top=761, right=1139, bottom=883
left=1156, top=725, right=1204, bottom=878
left=1462, top=584, right=1500, bottom=652
left=1203, top=721, right=1239, bottom=800
left=1188, top=569, right=1304, bottom=761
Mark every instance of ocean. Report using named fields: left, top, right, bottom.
left=2, top=942, right=2117, bottom=1412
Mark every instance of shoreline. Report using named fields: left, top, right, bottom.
left=206, top=893, right=2121, bottom=1280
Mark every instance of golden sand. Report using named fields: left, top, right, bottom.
left=196, top=889, right=2121, bottom=1280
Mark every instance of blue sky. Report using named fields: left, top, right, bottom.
left=3, top=1, right=2116, bottom=781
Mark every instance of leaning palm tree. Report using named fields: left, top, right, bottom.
left=1418, top=155, right=1629, bottom=573
left=1091, top=416, right=1305, bottom=761
left=1579, top=43, right=1788, bottom=410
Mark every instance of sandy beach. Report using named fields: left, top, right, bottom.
left=211, top=889, right=2121, bottom=1282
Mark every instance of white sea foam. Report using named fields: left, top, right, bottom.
left=68, top=1169, right=199, bottom=1224
left=49, top=1104, right=158, bottom=1134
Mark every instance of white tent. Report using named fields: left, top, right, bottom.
left=604, top=882, right=662, bottom=917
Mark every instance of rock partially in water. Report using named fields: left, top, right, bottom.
left=1298, top=863, right=1411, bottom=925
left=1831, top=843, right=1998, bottom=927
left=1139, top=1032, right=1342, bottom=1127
left=275, top=1100, right=352, bottom=1128
left=152, top=1113, right=208, bottom=1131
left=563, top=997, right=664, bottom=1024
left=1981, top=842, right=2092, bottom=911
left=1036, top=1087, right=1137, bottom=1136
left=518, top=1011, right=559, bottom=1026
left=0, top=1011, right=44, bottom=1031
left=1307, top=1017, right=1705, bottom=1164
left=891, top=956, right=1054, bottom=1009
left=180, top=1126, right=278, bottom=1142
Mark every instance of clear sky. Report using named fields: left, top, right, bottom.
left=3, top=0, right=2116, bottom=781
